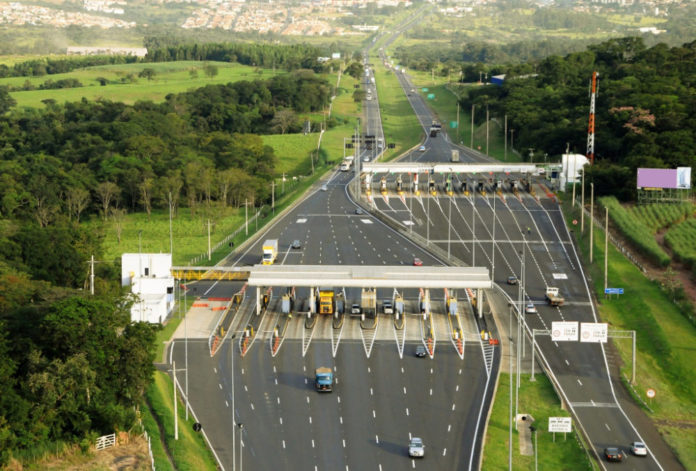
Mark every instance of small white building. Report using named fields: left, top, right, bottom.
left=560, top=154, right=589, bottom=189
left=121, top=253, right=175, bottom=324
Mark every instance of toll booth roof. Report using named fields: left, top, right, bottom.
left=247, top=265, right=491, bottom=289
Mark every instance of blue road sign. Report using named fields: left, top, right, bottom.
left=604, top=288, right=624, bottom=295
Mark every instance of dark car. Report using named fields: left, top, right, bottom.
left=291, top=239, right=301, bottom=249
left=507, top=275, right=518, bottom=285
left=604, top=447, right=625, bottom=462
left=415, top=345, right=427, bottom=357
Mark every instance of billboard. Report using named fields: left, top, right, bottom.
left=548, top=417, right=572, bottom=433
left=551, top=321, right=578, bottom=341
left=580, top=322, right=608, bottom=343
left=637, top=167, right=692, bottom=190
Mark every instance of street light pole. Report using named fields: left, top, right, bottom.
left=447, top=196, right=452, bottom=259
left=508, top=306, right=513, bottom=471
left=470, top=104, right=475, bottom=148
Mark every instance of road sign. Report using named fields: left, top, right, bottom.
left=422, top=87, right=429, bottom=92
left=551, top=321, right=578, bottom=341
left=548, top=417, right=572, bottom=433
left=572, top=219, right=578, bottom=225
left=604, top=288, right=624, bottom=295
left=450, top=121, right=458, bottom=128
left=580, top=322, right=608, bottom=343
left=427, top=93, right=435, bottom=100
left=646, top=388, right=656, bottom=399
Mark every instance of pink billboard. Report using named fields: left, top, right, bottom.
left=637, top=168, right=691, bottom=189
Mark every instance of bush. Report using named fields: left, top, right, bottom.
left=664, top=218, right=696, bottom=268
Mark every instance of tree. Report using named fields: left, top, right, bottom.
left=138, top=68, right=156, bottom=81
left=111, top=207, right=127, bottom=244
left=65, top=187, right=90, bottom=222
left=270, top=109, right=297, bottom=134
left=204, top=64, right=219, bottom=79
left=139, top=178, right=154, bottom=219
left=0, top=86, right=16, bottom=114
left=96, top=182, right=120, bottom=221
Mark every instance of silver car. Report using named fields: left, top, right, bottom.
left=408, top=437, right=424, bottom=458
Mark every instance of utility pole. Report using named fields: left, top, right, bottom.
left=508, top=306, right=513, bottom=471
left=271, top=180, right=275, bottom=215
left=231, top=334, right=237, bottom=470
left=168, top=191, right=173, bottom=255
left=470, top=104, right=475, bottom=148
left=571, top=150, right=576, bottom=206
left=581, top=169, right=585, bottom=233
left=426, top=195, right=430, bottom=245
left=510, top=128, right=515, bottom=153
left=207, top=219, right=212, bottom=261
left=504, top=115, right=507, bottom=161
left=456, top=102, right=460, bottom=142
left=447, top=196, right=452, bottom=259
left=604, top=207, right=609, bottom=293
left=485, top=106, right=489, bottom=156
left=173, top=360, right=179, bottom=440
left=244, top=199, right=249, bottom=236
left=354, top=119, right=361, bottom=197
left=492, top=195, right=496, bottom=281
left=590, top=182, right=595, bottom=263
left=90, top=255, right=95, bottom=295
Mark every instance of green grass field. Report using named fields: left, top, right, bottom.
left=483, top=373, right=594, bottom=470
left=372, top=58, right=423, bottom=159
left=263, top=133, right=320, bottom=176
left=565, top=200, right=696, bottom=469
left=4, top=61, right=280, bottom=108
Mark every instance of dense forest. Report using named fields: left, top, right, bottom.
left=0, top=65, right=332, bottom=464
left=462, top=37, right=696, bottom=200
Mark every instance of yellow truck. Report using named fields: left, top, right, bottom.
left=262, top=239, right=278, bottom=265
left=318, top=288, right=335, bottom=314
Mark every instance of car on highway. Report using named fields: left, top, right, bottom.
left=350, top=304, right=362, bottom=316
left=525, top=303, right=537, bottom=314
left=415, top=345, right=427, bottom=357
left=355, top=208, right=364, bottom=215
left=413, top=257, right=423, bottom=266
left=507, top=275, right=518, bottom=285
left=604, top=447, right=626, bottom=462
left=631, top=442, right=647, bottom=456
left=408, top=437, right=425, bottom=457
left=418, top=145, right=426, bottom=152
left=291, top=239, right=301, bottom=249
left=321, top=184, right=328, bottom=191
left=363, top=155, right=370, bottom=162
left=382, top=300, right=393, bottom=314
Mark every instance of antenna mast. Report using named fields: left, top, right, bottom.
left=586, top=71, right=599, bottom=165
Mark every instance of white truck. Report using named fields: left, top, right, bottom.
left=545, top=287, right=565, bottom=307
left=340, top=155, right=354, bottom=171
left=262, top=239, right=278, bottom=265
left=451, top=149, right=460, bottom=162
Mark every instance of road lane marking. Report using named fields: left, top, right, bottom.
left=577, top=379, right=583, bottom=386
left=443, top=448, right=447, bottom=456
left=280, top=417, right=283, bottom=425
left=244, top=385, right=248, bottom=392
left=412, top=460, right=415, bottom=468
left=241, top=368, right=245, bottom=374
left=306, top=396, right=310, bottom=404
left=459, top=368, right=462, bottom=374
left=403, top=387, right=407, bottom=395
left=605, top=423, right=611, bottom=431
left=277, top=397, right=280, bottom=404
left=456, top=385, right=459, bottom=392
left=370, top=388, right=374, bottom=396
left=309, top=416, right=312, bottom=424
left=376, top=435, right=379, bottom=444
left=448, top=424, right=451, bottom=432
left=406, top=408, right=410, bottom=416
left=273, top=366, right=276, bottom=373
left=218, top=384, right=222, bottom=389
left=409, top=432, right=412, bottom=439
left=430, top=368, right=434, bottom=374
left=429, top=388, right=433, bottom=396
left=304, top=378, right=308, bottom=384
left=565, top=359, right=570, bottom=366
left=250, top=403, right=255, bottom=410
left=452, top=404, right=456, bottom=411
left=368, top=367, right=371, bottom=373
left=312, top=439, right=315, bottom=448
left=373, top=410, right=376, bottom=418
left=282, top=440, right=286, bottom=449
left=274, top=378, right=278, bottom=385
left=401, top=367, right=405, bottom=373
left=213, top=368, right=217, bottom=373
left=343, top=439, right=346, bottom=448
left=340, top=416, right=343, bottom=424
left=337, top=396, right=341, bottom=403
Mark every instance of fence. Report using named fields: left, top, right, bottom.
left=95, top=433, right=116, bottom=451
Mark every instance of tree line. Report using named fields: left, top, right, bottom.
left=461, top=37, right=696, bottom=200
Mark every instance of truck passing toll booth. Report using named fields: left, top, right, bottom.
left=262, top=239, right=278, bottom=265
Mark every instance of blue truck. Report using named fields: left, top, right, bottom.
left=315, top=367, right=333, bottom=392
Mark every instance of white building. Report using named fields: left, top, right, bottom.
left=121, top=253, right=175, bottom=324
left=560, top=154, right=589, bottom=189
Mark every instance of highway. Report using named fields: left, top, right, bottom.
left=364, top=49, right=673, bottom=471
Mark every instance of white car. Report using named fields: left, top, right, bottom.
left=525, top=303, right=537, bottom=314
left=408, top=437, right=425, bottom=458
left=321, top=184, right=328, bottom=191
left=631, top=442, right=647, bottom=456
left=418, top=145, right=426, bottom=152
